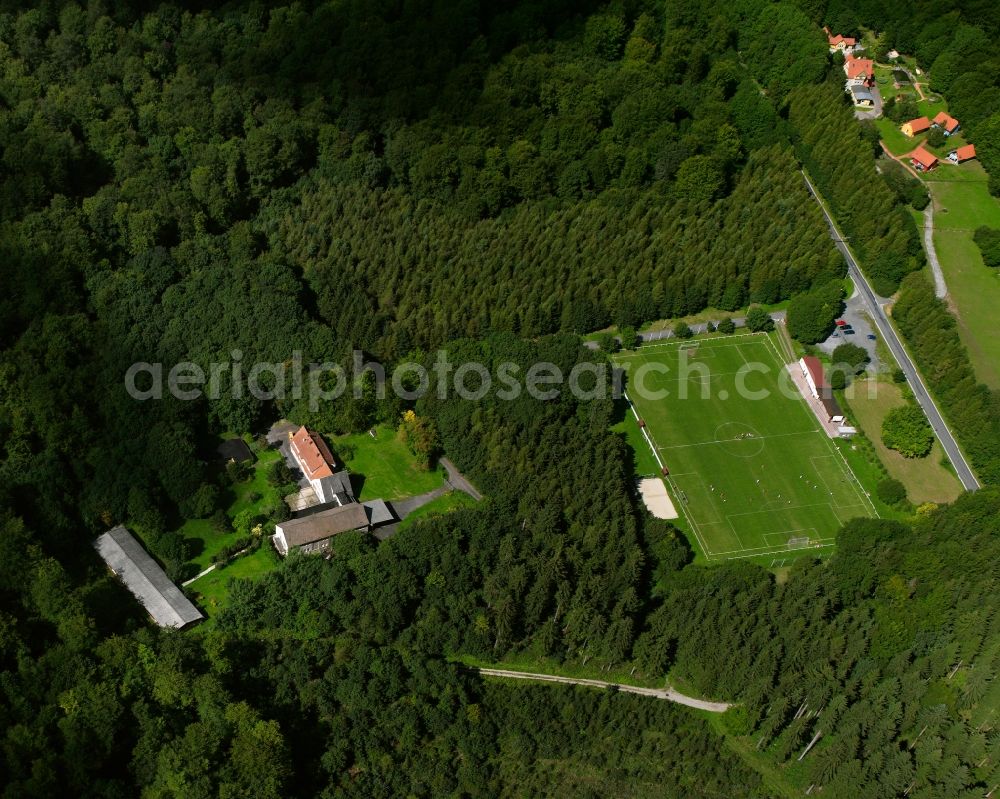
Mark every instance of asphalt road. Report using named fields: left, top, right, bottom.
left=801, top=170, right=981, bottom=492
left=474, top=668, right=733, bottom=712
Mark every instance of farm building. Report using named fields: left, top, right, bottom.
left=911, top=146, right=939, bottom=172
left=932, top=111, right=960, bottom=135
left=948, top=144, right=977, bottom=163
left=273, top=503, right=370, bottom=556
left=901, top=117, right=931, bottom=137
left=94, top=526, right=203, bottom=629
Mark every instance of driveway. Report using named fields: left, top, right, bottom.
left=440, top=457, right=483, bottom=501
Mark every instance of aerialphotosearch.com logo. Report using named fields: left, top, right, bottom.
left=123, top=349, right=878, bottom=406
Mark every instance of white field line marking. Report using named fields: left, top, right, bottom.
left=657, top=429, right=819, bottom=450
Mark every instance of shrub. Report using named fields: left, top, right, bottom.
left=892, top=367, right=907, bottom=383
left=181, top=483, right=219, bottom=518
left=882, top=404, right=934, bottom=458
left=705, top=321, right=716, bottom=333
left=745, top=306, right=773, bottom=332
left=267, top=459, right=294, bottom=487
left=832, top=343, right=870, bottom=374
left=225, top=459, right=252, bottom=484
left=673, top=321, right=693, bottom=339
left=717, top=318, right=736, bottom=335
left=597, top=332, right=619, bottom=352
left=210, top=509, right=230, bottom=534
left=926, top=128, right=946, bottom=149
left=876, top=477, right=907, bottom=505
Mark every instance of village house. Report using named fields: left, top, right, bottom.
left=826, top=30, right=856, bottom=54
left=844, top=54, right=874, bottom=86
left=911, top=146, right=939, bottom=172
left=901, top=116, right=931, bottom=137
left=799, top=357, right=845, bottom=424
left=288, top=425, right=355, bottom=505
left=948, top=144, right=977, bottom=163
left=932, top=111, right=960, bottom=136
left=94, top=526, right=203, bottom=629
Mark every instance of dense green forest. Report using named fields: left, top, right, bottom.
left=3, top=0, right=1000, bottom=796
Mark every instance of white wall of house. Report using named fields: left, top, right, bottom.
left=800, top=358, right=820, bottom=399
left=273, top=529, right=289, bottom=556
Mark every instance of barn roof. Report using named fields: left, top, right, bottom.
left=94, top=526, right=203, bottom=629
left=277, top=503, right=369, bottom=547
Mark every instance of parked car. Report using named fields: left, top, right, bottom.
left=867, top=334, right=877, bottom=341
left=836, top=319, right=847, bottom=327
left=844, top=329, right=856, bottom=335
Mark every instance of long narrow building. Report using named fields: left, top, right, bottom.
left=94, top=525, right=203, bottom=629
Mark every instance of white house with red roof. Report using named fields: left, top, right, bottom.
left=288, top=426, right=354, bottom=505
left=948, top=144, right=976, bottom=163
left=932, top=111, right=961, bottom=136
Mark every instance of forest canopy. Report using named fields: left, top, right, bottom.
left=2, top=0, right=1000, bottom=797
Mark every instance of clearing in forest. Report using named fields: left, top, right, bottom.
left=614, top=333, right=876, bottom=562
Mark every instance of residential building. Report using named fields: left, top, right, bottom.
left=911, top=146, right=938, bottom=172
left=901, top=116, right=931, bottom=137
left=844, top=55, right=874, bottom=86
left=288, top=426, right=354, bottom=504
left=932, top=111, right=960, bottom=135
left=828, top=33, right=856, bottom=53
left=94, top=526, right=203, bottom=629
left=272, top=502, right=370, bottom=556
left=948, top=144, right=977, bottom=163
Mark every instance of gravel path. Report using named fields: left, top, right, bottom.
left=474, top=667, right=733, bottom=713
left=923, top=203, right=948, bottom=299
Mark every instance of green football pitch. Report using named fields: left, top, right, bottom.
left=614, top=333, right=877, bottom=563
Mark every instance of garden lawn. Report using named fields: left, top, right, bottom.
left=177, top=445, right=284, bottom=571
left=927, top=174, right=1000, bottom=388
left=186, top=546, right=277, bottom=624
left=332, top=424, right=444, bottom=500
left=875, top=117, right=919, bottom=157
left=840, top=379, right=963, bottom=504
